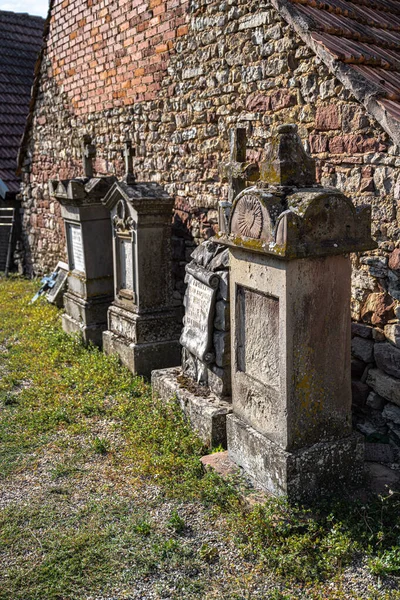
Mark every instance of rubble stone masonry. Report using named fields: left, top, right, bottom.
left=19, top=0, right=400, bottom=449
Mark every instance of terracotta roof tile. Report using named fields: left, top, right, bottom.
left=274, top=0, right=400, bottom=141
left=0, top=10, right=44, bottom=195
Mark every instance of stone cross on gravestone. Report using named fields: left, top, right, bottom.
left=122, top=140, right=136, bottom=185
left=220, top=128, right=259, bottom=203
left=82, top=135, right=96, bottom=178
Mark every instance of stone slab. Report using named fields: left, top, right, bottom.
left=365, top=442, right=394, bottom=464
left=227, top=414, right=364, bottom=502
left=351, top=336, right=374, bottom=363
left=365, top=463, right=400, bottom=494
left=67, top=272, right=114, bottom=299
left=375, top=342, right=400, bottom=379
left=385, top=324, right=400, bottom=348
left=200, top=451, right=239, bottom=476
left=103, top=332, right=181, bottom=379
left=151, top=367, right=233, bottom=448
left=366, top=368, right=400, bottom=407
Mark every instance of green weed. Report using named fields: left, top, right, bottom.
left=92, top=436, right=110, bottom=455
left=167, top=509, right=185, bottom=534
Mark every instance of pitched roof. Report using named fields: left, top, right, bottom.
left=0, top=10, right=44, bottom=196
left=271, top=0, right=400, bottom=144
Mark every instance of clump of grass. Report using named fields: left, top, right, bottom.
left=199, top=543, right=219, bottom=563
left=92, top=437, right=110, bottom=455
left=133, top=517, right=152, bottom=536
left=167, top=509, right=185, bottom=534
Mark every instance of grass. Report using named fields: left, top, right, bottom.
left=0, top=275, right=399, bottom=599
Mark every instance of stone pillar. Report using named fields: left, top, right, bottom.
left=101, top=180, right=181, bottom=378
left=50, top=176, right=116, bottom=346
left=217, top=124, right=376, bottom=501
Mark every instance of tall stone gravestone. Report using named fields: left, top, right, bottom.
left=152, top=240, right=233, bottom=448
left=101, top=169, right=181, bottom=378
left=217, top=124, right=376, bottom=501
left=50, top=165, right=117, bottom=346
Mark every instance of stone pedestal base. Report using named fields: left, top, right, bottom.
left=103, top=304, right=181, bottom=378
left=227, top=415, right=365, bottom=502
left=103, top=332, right=181, bottom=379
left=62, top=292, right=113, bottom=346
left=151, top=367, right=232, bottom=448
left=62, top=314, right=105, bottom=347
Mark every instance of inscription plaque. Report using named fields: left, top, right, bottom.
left=236, top=286, right=280, bottom=390
left=118, top=237, right=133, bottom=291
left=180, top=267, right=219, bottom=362
left=67, top=223, right=85, bottom=272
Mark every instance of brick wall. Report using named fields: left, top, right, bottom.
left=49, top=0, right=188, bottom=111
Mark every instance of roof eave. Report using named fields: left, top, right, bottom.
left=270, top=0, right=400, bottom=146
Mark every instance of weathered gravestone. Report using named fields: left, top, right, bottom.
left=152, top=239, right=233, bottom=448
left=101, top=155, right=181, bottom=378
left=216, top=124, right=376, bottom=501
left=50, top=138, right=116, bottom=346
left=46, top=261, right=69, bottom=307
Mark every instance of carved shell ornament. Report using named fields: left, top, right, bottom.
left=236, top=194, right=263, bottom=238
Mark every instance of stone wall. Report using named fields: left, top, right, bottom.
left=19, top=0, right=400, bottom=448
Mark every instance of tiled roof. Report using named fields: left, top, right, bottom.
left=0, top=10, right=44, bottom=195
left=271, top=0, right=400, bottom=143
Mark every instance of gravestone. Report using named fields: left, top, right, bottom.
left=46, top=261, right=69, bottom=307
left=102, top=168, right=181, bottom=378
left=152, top=240, right=233, bottom=448
left=217, top=124, right=376, bottom=501
left=50, top=166, right=117, bottom=346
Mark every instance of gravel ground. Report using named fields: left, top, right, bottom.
left=2, top=423, right=400, bottom=600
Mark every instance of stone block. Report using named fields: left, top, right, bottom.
left=375, top=342, right=400, bottom=379
left=366, top=391, right=386, bottom=411
left=355, top=414, right=388, bottom=440
left=351, top=380, right=370, bottom=408
left=351, top=358, right=366, bottom=379
left=365, top=443, right=394, bottom=464
left=382, top=402, right=400, bottom=426
left=103, top=331, right=181, bottom=380
left=389, top=248, right=400, bottom=272
left=361, top=293, right=395, bottom=326
left=384, top=324, right=400, bottom=348
left=227, top=415, right=364, bottom=502
left=372, top=328, right=386, bottom=342
left=351, top=323, right=373, bottom=339
left=200, top=451, right=238, bottom=477
left=351, top=336, right=374, bottom=363
left=315, top=105, right=340, bottom=131
left=151, top=367, right=233, bottom=448
left=365, top=462, right=400, bottom=494
left=366, top=368, right=400, bottom=407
